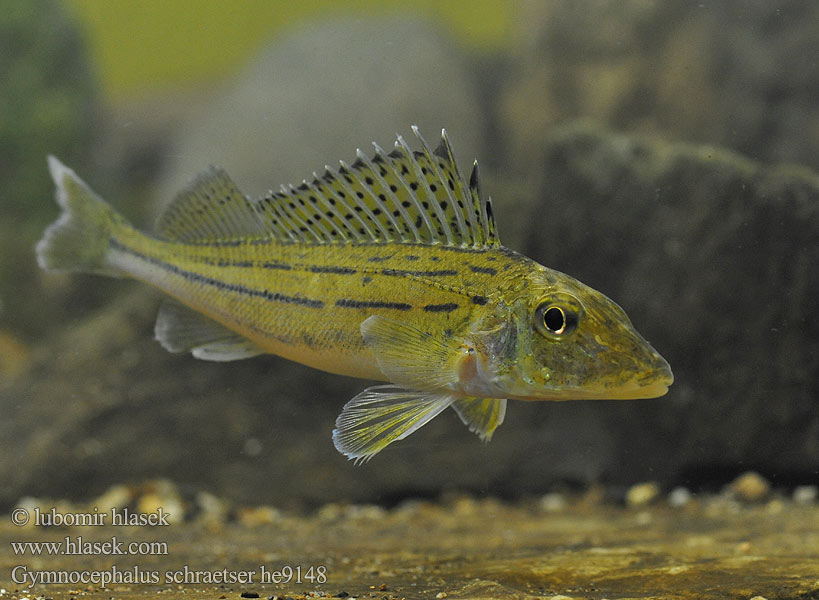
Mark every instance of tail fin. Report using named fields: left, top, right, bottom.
left=36, top=156, right=125, bottom=277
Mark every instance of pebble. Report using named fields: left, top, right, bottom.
left=668, top=486, right=693, bottom=508
left=540, top=492, right=568, bottom=513
left=237, top=506, right=281, bottom=527
left=92, top=484, right=133, bottom=513
left=793, top=485, right=818, bottom=505
left=196, top=490, right=229, bottom=526
left=136, top=480, right=185, bottom=523
left=728, top=471, right=770, bottom=502
left=626, top=482, right=661, bottom=507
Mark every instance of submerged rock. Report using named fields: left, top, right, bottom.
left=501, top=0, right=819, bottom=171
left=507, top=121, right=819, bottom=487
left=154, top=16, right=485, bottom=207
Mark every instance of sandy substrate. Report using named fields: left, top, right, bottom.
left=1, top=485, right=817, bottom=600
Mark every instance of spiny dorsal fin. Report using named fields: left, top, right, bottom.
left=156, top=167, right=268, bottom=242
left=251, top=128, right=500, bottom=248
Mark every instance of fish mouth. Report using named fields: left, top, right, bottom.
left=512, top=358, right=674, bottom=402
left=606, top=356, right=674, bottom=399
left=605, top=353, right=675, bottom=399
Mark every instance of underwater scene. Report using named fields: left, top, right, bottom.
left=1, top=1, right=817, bottom=598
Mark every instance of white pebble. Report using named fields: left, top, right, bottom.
left=668, top=486, right=693, bottom=508
left=793, top=485, right=818, bottom=505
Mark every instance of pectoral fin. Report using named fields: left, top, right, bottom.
left=452, top=397, right=507, bottom=441
left=154, top=301, right=265, bottom=361
left=333, top=385, right=454, bottom=463
left=360, top=315, right=460, bottom=390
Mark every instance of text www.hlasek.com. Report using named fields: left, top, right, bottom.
left=11, top=537, right=168, bottom=556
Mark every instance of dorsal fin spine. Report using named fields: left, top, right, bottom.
left=413, top=126, right=469, bottom=246
left=308, top=173, right=352, bottom=242
left=268, top=190, right=303, bottom=243
left=396, top=135, right=454, bottom=246
left=386, top=140, right=440, bottom=243
left=370, top=143, right=423, bottom=243
left=470, top=161, right=498, bottom=246
left=321, top=165, right=372, bottom=243
left=352, top=149, right=410, bottom=242
left=278, top=184, right=313, bottom=243
left=294, top=181, right=335, bottom=241
left=285, top=183, right=324, bottom=243
left=437, top=130, right=483, bottom=246
left=337, top=159, right=390, bottom=241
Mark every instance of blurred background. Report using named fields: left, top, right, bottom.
left=1, top=0, right=817, bottom=510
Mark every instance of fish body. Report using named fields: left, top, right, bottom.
left=37, top=128, right=673, bottom=461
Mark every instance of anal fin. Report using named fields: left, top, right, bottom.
left=154, top=301, right=265, bottom=362
left=333, top=385, right=453, bottom=463
left=452, top=397, right=507, bottom=441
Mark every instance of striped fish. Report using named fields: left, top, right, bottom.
left=37, top=128, right=673, bottom=462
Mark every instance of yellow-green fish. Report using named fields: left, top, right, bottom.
left=37, top=128, right=672, bottom=462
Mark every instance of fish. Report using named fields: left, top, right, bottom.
left=37, top=127, right=673, bottom=462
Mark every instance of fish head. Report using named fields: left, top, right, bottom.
left=467, top=268, right=673, bottom=401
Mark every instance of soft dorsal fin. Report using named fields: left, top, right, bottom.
left=251, top=128, right=500, bottom=248
left=156, top=167, right=268, bottom=242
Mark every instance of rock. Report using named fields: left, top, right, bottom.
left=92, top=484, right=133, bottom=513
left=0, top=0, right=101, bottom=342
left=727, top=472, right=771, bottom=503
left=154, top=16, right=485, bottom=208
left=508, top=121, right=819, bottom=490
left=626, top=482, right=661, bottom=507
left=793, top=485, right=818, bottom=505
left=539, top=493, right=568, bottom=513
left=667, top=487, right=693, bottom=509
left=501, top=1, right=819, bottom=172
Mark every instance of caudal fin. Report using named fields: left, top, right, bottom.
left=36, top=156, right=125, bottom=277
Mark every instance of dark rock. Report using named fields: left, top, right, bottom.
left=0, top=0, right=101, bottom=340
left=509, top=121, right=819, bottom=486
left=501, top=0, right=819, bottom=172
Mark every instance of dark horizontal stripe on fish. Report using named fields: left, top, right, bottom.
left=308, top=265, right=357, bottom=274
left=335, top=299, right=412, bottom=311
left=471, top=295, right=488, bottom=305
left=423, top=303, right=459, bottom=313
left=469, top=265, right=497, bottom=275
left=381, top=268, right=458, bottom=277
left=185, top=255, right=294, bottom=271
left=262, top=261, right=292, bottom=270
left=109, top=239, right=324, bottom=308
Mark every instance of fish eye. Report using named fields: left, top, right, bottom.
left=535, top=294, right=581, bottom=340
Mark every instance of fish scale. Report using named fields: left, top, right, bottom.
left=37, top=128, right=673, bottom=462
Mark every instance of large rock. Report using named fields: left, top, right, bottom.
left=154, top=16, right=485, bottom=206
left=3, top=123, right=816, bottom=508
left=508, top=121, right=819, bottom=486
left=502, top=0, right=819, bottom=172
left=0, top=0, right=100, bottom=340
